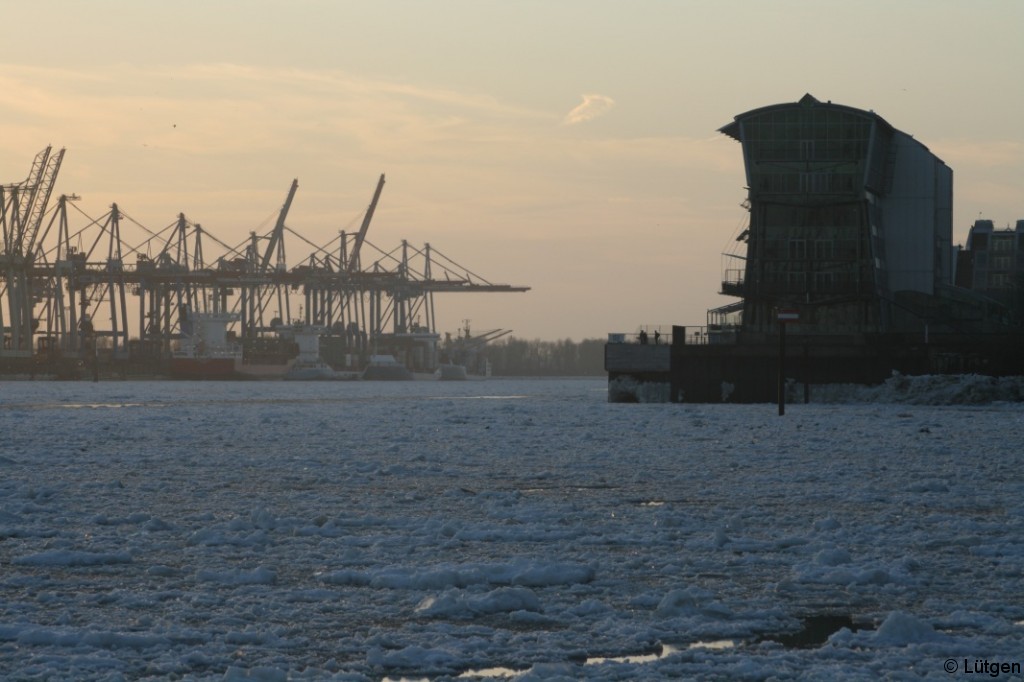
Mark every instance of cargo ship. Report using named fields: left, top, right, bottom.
left=170, top=311, right=242, bottom=379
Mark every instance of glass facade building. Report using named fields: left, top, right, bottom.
left=717, top=94, right=954, bottom=338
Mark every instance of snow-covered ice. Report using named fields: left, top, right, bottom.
left=1, top=377, right=1022, bottom=680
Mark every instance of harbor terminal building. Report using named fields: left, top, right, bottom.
left=607, top=94, right=1023, bottom=402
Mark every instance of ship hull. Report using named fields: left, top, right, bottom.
left=436, top=363, right=468, bottom=381
left=361, top=364, right=415, bottom=380
left=169, top=357, right=239, bottom=379
left=284, top=362, right=359, bottom=381
left=236, top=360, right=294, bottom=380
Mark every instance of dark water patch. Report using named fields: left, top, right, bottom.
left=762, top=614, right=865, bottom=648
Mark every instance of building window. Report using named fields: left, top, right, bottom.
left=993, top=237, right=1013, bottom=252
left=815, top=272, right=834, bottom=290
left=992, top=255, right=1011, bottom=270
left=789, top=239, right=807, bottom=259
left=799, top=172, right=829, bottom=193
left=759, top=172, right=800, bottom=193
left=989, top=273, right=1010, bottom=288
left=814, top=240, right=834, bottom=260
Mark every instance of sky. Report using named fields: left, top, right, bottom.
left=2, top=1, right=1023, bottom=341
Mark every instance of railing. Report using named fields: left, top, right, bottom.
left=607, top=325, right=673, bottom=346
left=720, top=268, right=746, bottom=296
left=722, top=268, right=745, bottom=286
left=673, top=326, right=739, bottom=345
left=607, top=325, right=741, bottom=346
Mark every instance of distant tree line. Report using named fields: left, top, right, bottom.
left=480, top=337, right=606, bottom=376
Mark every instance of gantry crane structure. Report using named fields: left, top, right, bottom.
left=0, top=148, right=529, bottom=374
left=1, top=146, right=65, bottom=358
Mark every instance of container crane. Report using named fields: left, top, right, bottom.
left=1, top=146, right=64, bottom=356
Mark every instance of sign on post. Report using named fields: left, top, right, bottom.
left=776, top=308, right=799, bottom=415
left=777, top=309, right=800, bottom=322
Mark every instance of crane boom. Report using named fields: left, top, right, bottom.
left=4, top=146, right=52, bottom=256
left=16, top=147, right=50, bottom=230
left=24, top=147, right=65, bottom=257
left=259, top=178, right=298, bottom=274
left=347, top=173, right=385, bottom=272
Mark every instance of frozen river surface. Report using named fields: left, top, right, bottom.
left=1, top=377, right=1022, bottom=680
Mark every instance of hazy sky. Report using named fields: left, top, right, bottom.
left=3, top=1, right=1023, bottom=341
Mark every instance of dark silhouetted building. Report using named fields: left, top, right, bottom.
left=607, top=94, right=1024, bottom=402
left=956, top=219, right=1024, bottom=312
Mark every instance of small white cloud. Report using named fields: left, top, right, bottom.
left=563, top=94, right=615, bottom=125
